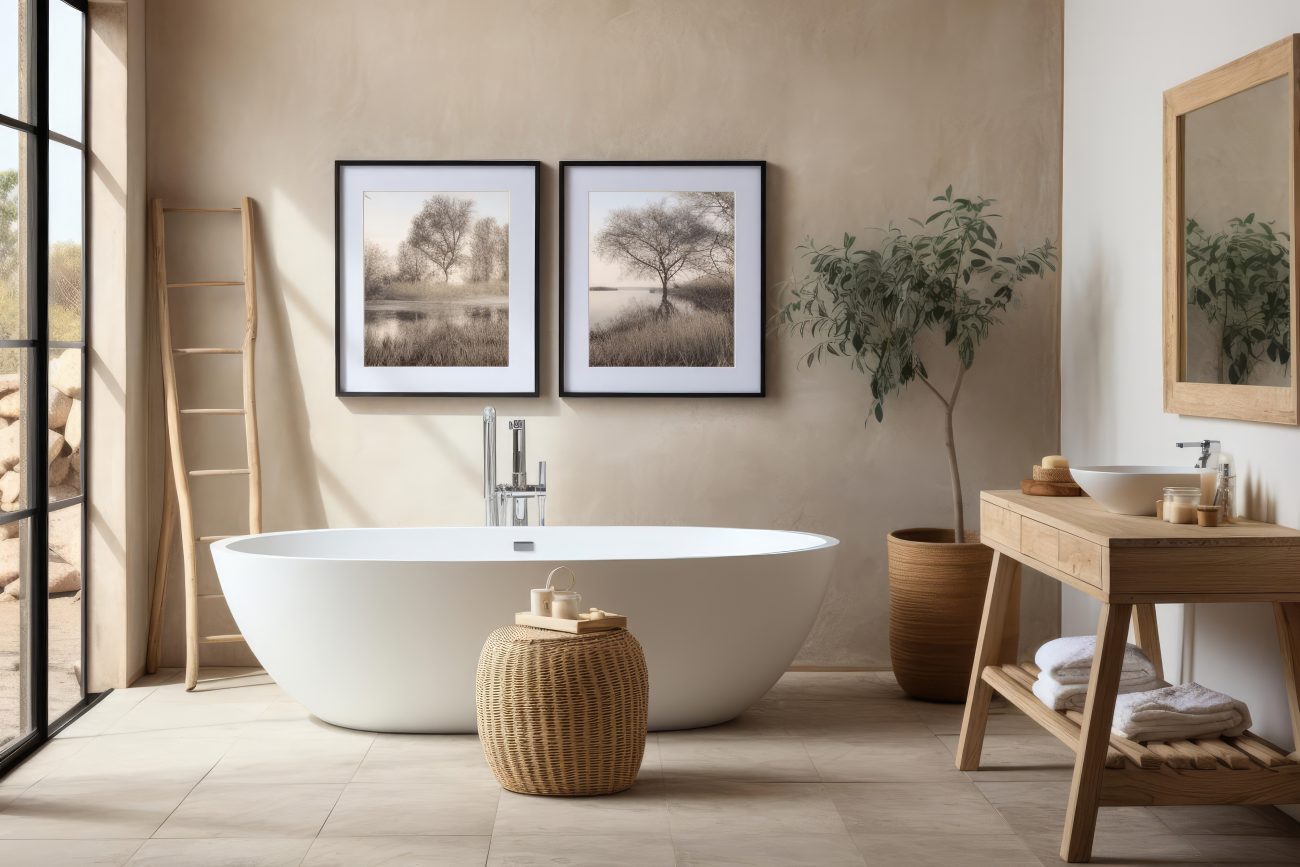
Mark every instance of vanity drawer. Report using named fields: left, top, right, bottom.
left=1058, top=532, right=1102, bottom=585
left=981, top=501, right=1022, bottom=550
left=1022, top=518, right=1060, bottom=566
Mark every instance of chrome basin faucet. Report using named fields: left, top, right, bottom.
left=483, top=407, right=547, bottom=526
left=1176, top=439, right=1220, bottom=469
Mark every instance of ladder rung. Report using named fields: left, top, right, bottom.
left=167, top=281, right=245, bottom=288
left=173, top=347, right=243, bottom=355
left=196, top=593, right=226, bottom=600
left=181, top=408, right=246, bottom=415
left=188, top=468, right=250, bottom=477
left=199, top=633, right=245, bottom=644
left=163, top=207, right=241, bottom=214
left=197, top=535, right=236, bottom=543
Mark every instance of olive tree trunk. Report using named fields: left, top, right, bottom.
left=922, top=365, right=967, bottom=542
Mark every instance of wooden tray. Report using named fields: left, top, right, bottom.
left=514, top=611, right=628, bottom=633
left=1021, top=478, right=1084, bottom=497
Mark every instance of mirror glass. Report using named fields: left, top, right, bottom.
left=1183, top=75, right=1291, bottom=386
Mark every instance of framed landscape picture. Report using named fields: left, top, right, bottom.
left=335, top=160, right=539, bottom=396
left=559, top=161, right=766, bottom=396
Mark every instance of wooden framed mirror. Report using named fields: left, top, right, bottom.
left=1164, top=35, right=1299, bottom=425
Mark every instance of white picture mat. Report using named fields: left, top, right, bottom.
left=562, top=164, right=763, bottom=394
left=338, top=164, right=537, bottom=394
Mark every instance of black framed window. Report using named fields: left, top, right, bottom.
left=0, top=0, right=94, bottom=778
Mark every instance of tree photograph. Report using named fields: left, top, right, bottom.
left=587, top=190, right=735, bottom=367
left=362, top=190, right=510, bottom=367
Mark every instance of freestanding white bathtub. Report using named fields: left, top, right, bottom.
left=211, top=526, right=837, bottom=733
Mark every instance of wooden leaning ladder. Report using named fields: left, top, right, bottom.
left=145, top=198, right=263, bottom=690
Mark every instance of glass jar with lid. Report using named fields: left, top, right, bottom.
left=1163, top=486, right=1200, bottom=524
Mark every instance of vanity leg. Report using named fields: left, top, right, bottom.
left=1131, top=604, right=1164, bottom=680
left=1273, top=602, right=1300, bottom=760
left=956, top=551, right=1021, bottom=771
left=1062, top=602, right=1132, bottom=863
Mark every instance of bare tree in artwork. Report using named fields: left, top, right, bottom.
left=493, top=222, right=509, bottom=281
left=594, top=200, right=716, bottom=317
left=468, top=216, right=499, bottom=283
left=680, top=191, right=735, bottom=277
left=363, top=240, right=395, bottom=299
left=405, top=195, right=475, bottom=283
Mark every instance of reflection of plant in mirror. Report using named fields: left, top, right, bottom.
left=781, top=187, right=1057, bottom=541
left=1185, top=214, right=1290, bottom=385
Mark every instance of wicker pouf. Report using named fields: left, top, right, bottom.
left=476, top=625, right=648, bottom=796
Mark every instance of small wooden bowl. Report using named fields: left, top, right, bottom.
left=1196, top=505, right=1222, bottom=527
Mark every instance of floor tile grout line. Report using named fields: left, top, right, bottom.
left=141, top=713, right=244, bottom=840
left=117, top=837, right=147, bottom=866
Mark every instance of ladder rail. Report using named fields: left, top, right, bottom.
left=147, top=197, right=260, bottom=690
left=145, top=447, right=176, bottom=675
left=241, top=197, right=263, bottom=535
left=151, top=198, right=203, bottom=691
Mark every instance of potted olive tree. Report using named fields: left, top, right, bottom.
left=781, top=188, right=1057, bottom=701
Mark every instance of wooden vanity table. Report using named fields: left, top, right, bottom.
left=956, top=490, right=1300, bottom=863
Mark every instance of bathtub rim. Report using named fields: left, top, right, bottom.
left=212, top=524, right=839, bottom=564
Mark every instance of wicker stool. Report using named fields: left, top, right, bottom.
left=476, top=625, right=648, bottom=796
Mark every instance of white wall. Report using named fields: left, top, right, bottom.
left=1062, top=0, right=1300, bottom=750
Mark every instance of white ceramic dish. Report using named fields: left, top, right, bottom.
left=212, top=526, right=838, bottom=733
left=1070, top=465, right=1214, bottom=516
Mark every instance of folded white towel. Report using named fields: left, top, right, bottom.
left=1034, top=635, right=1158, bottom=685
left=1112, top=682, right=1251, bottom=742
left=1032, top=672, right=1165, bottom=711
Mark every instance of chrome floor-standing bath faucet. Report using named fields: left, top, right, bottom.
left=483, top=407, right=547, bottom=526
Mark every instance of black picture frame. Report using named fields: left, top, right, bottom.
left=334, top=159, right=541, bottom=397
left=558, top=160, right=767, bottom=398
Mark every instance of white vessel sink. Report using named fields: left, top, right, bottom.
left=1070, top=466, right=1214, bottom=516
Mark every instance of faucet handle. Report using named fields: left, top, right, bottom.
left=508, top=419, right=525, bottom=431
left=536, top=460, right=547, bottom=490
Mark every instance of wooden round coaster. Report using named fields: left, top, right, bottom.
left=1021, top=478, right=1084, bottom=497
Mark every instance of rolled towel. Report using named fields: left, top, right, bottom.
left=1032, top=672, right=1165, bottom=711
left=1113, top=682, right=1251, bottom=742
left=1034, top=635, right=1157, bottom=685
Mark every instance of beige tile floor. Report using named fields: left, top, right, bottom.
left=0, top=668, right=1296, bottom=865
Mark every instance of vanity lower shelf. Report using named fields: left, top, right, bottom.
left=985, top=662, right=1300, bottom=805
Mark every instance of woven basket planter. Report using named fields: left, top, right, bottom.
left=476, top=625, right=648, bottom=796
left=888, top=528, right=1016, bottom=702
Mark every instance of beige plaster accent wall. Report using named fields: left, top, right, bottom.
left=144, top=0, right=1062, bottom=669
left=86, top=0, right=149, bottom=691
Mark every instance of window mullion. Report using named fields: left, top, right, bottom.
left=30, top=0, right=52, bottom=740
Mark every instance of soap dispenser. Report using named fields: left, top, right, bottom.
left=1212, top=462, right=1236, bottom=524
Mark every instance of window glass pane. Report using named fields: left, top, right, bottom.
left=0, top=516, right=31, bottom=753
left=0, top=0, right=29, bottom=123
left=0, top=350, right=28, bottom=515
left=48, top=139, right=80, bottom=341
left=48, top=347, right=78, bottom=501
left=48, top=0, right=81, bottom=141
left=47, top=501, right=80, bottom=720
left=0, top=124, right=27, bottom=339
